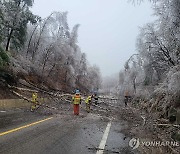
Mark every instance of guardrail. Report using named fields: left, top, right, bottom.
left=0, top=99, right=31, bottom=109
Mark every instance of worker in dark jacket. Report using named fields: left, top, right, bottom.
left=93, top=93, right=98, bottom=105
left=124, top=91, right=131, bottom=107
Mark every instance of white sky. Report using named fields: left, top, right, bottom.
left=31, top=0, right=155, bottom=77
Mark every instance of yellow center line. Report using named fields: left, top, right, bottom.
left=0, top=117, right=53, bottom=137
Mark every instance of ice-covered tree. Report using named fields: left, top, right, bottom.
left=0, top=0, right=39, bottom=51
left=12, top=11, right=101, bottom=92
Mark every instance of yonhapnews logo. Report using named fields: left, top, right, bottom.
left=129, top=138, right=179, bottom=150
left=129, top=138, right=140, bottom=149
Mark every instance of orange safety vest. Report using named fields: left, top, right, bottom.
left=72, top=94, right=81, bottom=104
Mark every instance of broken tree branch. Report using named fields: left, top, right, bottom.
left=156, top=124, right=180, bottom=128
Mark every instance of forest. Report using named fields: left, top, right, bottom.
left=0, top=0, right=101, bottom=96
left=0, top=0, right=179, bottom=120
left=115, top=0, right=180, bottom=142
left=0, top=0, right=179, bottom=152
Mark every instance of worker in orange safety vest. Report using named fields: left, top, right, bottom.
left=72, top=90, right=81, bottom=115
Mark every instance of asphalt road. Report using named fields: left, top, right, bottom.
left=0, top=107, right=134, bottom=154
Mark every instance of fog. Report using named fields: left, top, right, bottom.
left=31, top=0, right=155, bottom=76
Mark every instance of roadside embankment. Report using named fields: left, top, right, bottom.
left=0, top=99, right=31, bottom=109
left=0, top=98, right=49, bottom=110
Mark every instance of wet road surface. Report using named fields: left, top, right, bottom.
left=0, top=107, right=134, bottom=154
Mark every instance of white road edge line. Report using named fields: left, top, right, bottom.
left=96, top=121, right=112, bottom=154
